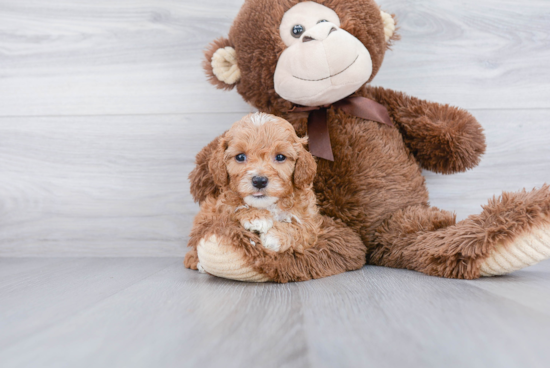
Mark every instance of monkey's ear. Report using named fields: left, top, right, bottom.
left=294, top=139, right=317, bottom=190
left=380, top=11, right=399, bottom=45
left=208, top=137, right=229, bottom=188
left=203, top=37, right=241, bottom=90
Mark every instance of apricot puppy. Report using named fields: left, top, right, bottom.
left=186, top=112, right=320, bottom=271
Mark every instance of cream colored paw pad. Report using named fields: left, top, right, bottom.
left=197, top=235, right=269, bottom=282
left=480, top=224, right=550, bottom=276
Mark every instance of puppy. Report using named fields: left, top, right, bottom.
left=187, top=112, right=320, bottom=268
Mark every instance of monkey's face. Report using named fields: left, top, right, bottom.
left=204, top=0, right=396, bottom=113
left=274, top=2, right=373, bottom=107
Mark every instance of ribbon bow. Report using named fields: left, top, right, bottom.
left=289, top=96, right=394, bottom=161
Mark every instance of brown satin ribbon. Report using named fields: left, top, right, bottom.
left=290, top=96, right=394, bottom=161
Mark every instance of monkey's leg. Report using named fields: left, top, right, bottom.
left=197, top=216, right=366, bottom=283
left=370, top=186, right=550, bottom=279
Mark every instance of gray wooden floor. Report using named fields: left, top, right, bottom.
left=1, top=258, right=550, bottom=368
left=1, top=0, right=550, bottom=367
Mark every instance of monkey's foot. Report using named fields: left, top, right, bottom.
left=480, top=220, right=550, bottom=276
left=197, top=235, right=269, bottom=282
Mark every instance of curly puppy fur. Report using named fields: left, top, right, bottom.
left=188, top=0, right=550, bottom=280
left=185, top=114, right=366, bottom=282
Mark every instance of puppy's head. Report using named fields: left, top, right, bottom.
left=209, top=113, right=316, bottom=208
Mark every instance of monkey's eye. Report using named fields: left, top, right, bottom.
left=317, top=19, right=329, bottom=24
left=291, top=24, right=305, bottom=38
left=275, top=154, right=286, bottom=162
left=235, top=153, right=246, bottom=162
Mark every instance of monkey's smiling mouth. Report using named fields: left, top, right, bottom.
left=292, top=54, right=359, bottom=82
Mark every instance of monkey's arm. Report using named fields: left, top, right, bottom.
left=249, top=216, right=366, bottom=283
left=189, top=135, right=222, bottom=203
left=363, top=85, right=486, bottom=174
left=195, top=215, right=366, bottom=282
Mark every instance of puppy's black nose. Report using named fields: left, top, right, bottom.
left=252, top=176, right=268, bottom=189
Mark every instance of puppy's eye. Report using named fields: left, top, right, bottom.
left=235, top=153, right=246, bottom=162
left=291, top=24, right=305, bottom=38
left=275, top=154, right=286, bottom=162
left=317, top=19, right=329, bottom=24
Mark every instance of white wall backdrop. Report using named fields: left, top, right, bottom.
left=0, top=0, right=549, bottom=256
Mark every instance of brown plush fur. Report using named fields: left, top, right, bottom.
left=372, top=185, right=550, bottom=279
left=187, top=0, right=550, bottom=281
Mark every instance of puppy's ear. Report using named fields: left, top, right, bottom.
left=208, top=137, right=229, bottom=188
left=203, top=37, right=241, bottom=90
left=294, top=141, right=317, bottom=189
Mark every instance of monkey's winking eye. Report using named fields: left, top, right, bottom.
left=317, top=19, right=328, bottom=24
left=291, top=24, right=305, bottom=38
left=235, top=153, right=246, bottom=162
left=275, top=154, right=286, bottom=162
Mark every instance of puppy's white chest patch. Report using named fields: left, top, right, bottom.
left=239, top=206, right=301, bottom=253
left=267, top=205, right=300, bottom=224
left=241, top=217, right=282, bottom=252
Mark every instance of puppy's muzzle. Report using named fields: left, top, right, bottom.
left=252, top=176, right=268, bottom=189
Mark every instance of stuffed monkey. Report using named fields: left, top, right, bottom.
left=185, top=0, right=550, bottom=282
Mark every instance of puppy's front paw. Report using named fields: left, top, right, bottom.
left=242, top=218, right=273, bottom=234
left=260, top=233, right=281, bottom=252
